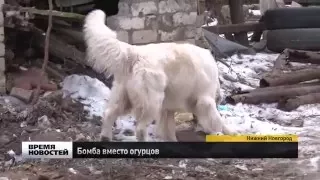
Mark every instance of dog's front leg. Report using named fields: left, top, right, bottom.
left=194, top=96, right=232, bottom=135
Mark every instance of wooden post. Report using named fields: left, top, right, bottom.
left=206, top=0, right=235, bottom=41
left=228, top=0, right=249, bottom=46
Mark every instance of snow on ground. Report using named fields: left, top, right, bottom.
left=249, top=9, right=261, bottom=16
left=217, top=53, right=320, bottom=174
left=61, top=75, right=111, bottom=118
left=60, top=74, right=139, bottom=141
left=201, top=18, right=218, bottom=27
left=61, top=52, right=320, bottom=173
left=217, top=53, right=320, bottom=134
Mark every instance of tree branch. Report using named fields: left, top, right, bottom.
left=31, top=0, right=53, bottom=104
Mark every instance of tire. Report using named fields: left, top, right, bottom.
left=266, top=28, right=320, bottom=53
left=264, top=7, right=320, bottom=30
left=296, top=0, right=320, bottom=6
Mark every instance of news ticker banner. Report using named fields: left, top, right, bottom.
left=21, top=135, right=298, bottom=159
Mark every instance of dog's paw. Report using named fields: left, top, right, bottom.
left=194, top=124, right=205, bottom=133
left=100, top=136, right=111, bottom=142
left=214, top=132, right=224, bottom=136
left=224, top=128, right=238, bottom=135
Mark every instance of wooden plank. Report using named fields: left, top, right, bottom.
left=202, top=22, right=265, bottom=34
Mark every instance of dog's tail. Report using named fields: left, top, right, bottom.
left=83, top=9, right=117, bottom=39
left=83, top=10, right=127, bottom=75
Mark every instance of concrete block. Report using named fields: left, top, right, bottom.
left=0, top=87, right=5, bottom=94
left=195, top=28, right=203, bottom=40
left=10, top=87, right=34, bottom=103
left=186, top=39, right=196, bottom=44
left=158, top=14, right=174, bottom=30
left=0, top=72, right=5, bottom=94
left=0, top=27, right=4, bottom=42
left=184, top=27, right=203, bottom=40
left=132, top=30, right=158, bottom=44
left=117, top=2, right=131, bottom=16
left=0, top=57, right=4, bottom=71
left=159, top=28, right=185, bottom=42
left=0, top=43, right=5, bottom=57
left=116, top=31, right=129, bottom=43
left=159, top=0, right=180, bottom=14
left=0, top=12, right=3, bottom=27
left=159, top=0, right=197, bottom=14
left=107, top=16, right=145, bottom=30
left=173, top=12, right=197, bottom=26
left=184, top=26, right=196, bottom=39
left=195, top=39, right=207, bottom=48
left=195, top=14, right=205, bottom=27
left=130, top=0, right=152, bottom=2
left=145, top=15, right=158, bottom=30
left=131, top=1, right=158, bottom=17
left=189, top=0, right=198, bottom=12
left=0, top=27, right=3, bottom=35
left=176, top=38, right=196, bottom=44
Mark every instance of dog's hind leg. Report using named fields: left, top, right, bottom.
left=132, top=89, right=165, bottom=141
left=129, top=70, right=167, bottom=141
left=155, top=110, right=177, bottom=142
left=133, top=107, right=152, bottom=141
left=100, top=106, right=121, bottom=141
left=100, top=83, right=129, bottom=141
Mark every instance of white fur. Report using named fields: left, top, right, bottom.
left=83, top=10, right=233, bottom=142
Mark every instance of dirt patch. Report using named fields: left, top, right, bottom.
left=0, top=158, right=306, bottom=180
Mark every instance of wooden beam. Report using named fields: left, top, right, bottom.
left=229, top=0, right=249, bottom=46
left=2, top=4, right=85, bottom=22
left=202, top=22, right=265, bottom=34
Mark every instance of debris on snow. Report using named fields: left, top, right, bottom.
left=235, top=164, right=248, bottom=171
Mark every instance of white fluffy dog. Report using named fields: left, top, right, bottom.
left=83, top=10, right=233, bottom=142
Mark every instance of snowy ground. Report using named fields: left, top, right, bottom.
left=61, top=52, right=320, bottom=177
left=217, top=53, right=320, bottom=176
left=1, top=52, right=319, bottom=179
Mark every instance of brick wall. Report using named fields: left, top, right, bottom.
left=0, top=0, right=206, bottom=94
left=106, top=0, right=204, bottom=45
left=0, top=0, right=5, bottom=93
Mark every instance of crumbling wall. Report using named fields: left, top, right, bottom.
left=106, top=0, right=204, bottom=45
left=0, top=0, right=5, bottom=93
